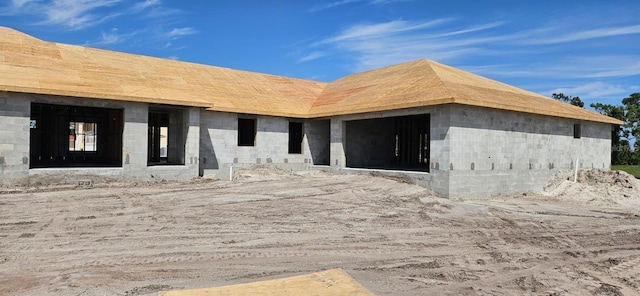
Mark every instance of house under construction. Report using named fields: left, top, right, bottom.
left=0, top=27, right=621, bottom=197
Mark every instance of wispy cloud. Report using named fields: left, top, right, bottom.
left=308, top=0, right=360, bottom=12
left=315, top=19, right=454, bottom=45
left=300, top=14, right=640, bottom=80
left=132, top=0, right=159, bottom=12
left=2, top=0, right=194, bottom=51
left=15, top=0, right=123, bottom=30
left=303, top=18, right=509, bottom=71
left=468, top=56, right=640, bottom=80
left=524, top=24, right=640, bottom=45
left=308, top=0, right=409, bottom=12
left=298, top=51, right=328, bottom=63
left=165, top=27, right=196, bottom=38
left=152, top=27, right=196, bottom=49
left=131, top=0, right=181, bottom=19
left=11, top=0, right=35, bottom=8
left=548, top=82, right=627, bottom=99
left=84, top=27, right=139, bottom=46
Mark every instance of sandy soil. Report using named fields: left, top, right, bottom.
left=1, top=167, right=640, bottom=296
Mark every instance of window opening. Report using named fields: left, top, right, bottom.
left=574, top=124, right=582, bottom=139
left=159, top=126, right=168, bottom=158
left=69, top=122, right=97, bottom=152
left=29, top=103, right=123, bottom=168
left=289, top=121, right=303, bottom=154
left=238, top=118, right=256, bottom=146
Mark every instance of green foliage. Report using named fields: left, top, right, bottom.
left=622, top=93, right=640, bottom=151
left=552, top=93, right=585, bottom=108
left=611, top=165, right=640, bottom=178
left=590, top=92, right=640, bottom=165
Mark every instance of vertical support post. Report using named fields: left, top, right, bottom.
left=573, top=158, right=579, bottom=183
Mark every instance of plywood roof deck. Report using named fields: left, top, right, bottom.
left=310, top=59, right=622, bottom=124
left=158, top=269, right=376, bottom=296
left=0, top=27, right=622, bottom=124
left=0, top=27, right=324, bottom=117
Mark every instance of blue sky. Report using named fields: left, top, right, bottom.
left=2, top=0, right=639, bottom=107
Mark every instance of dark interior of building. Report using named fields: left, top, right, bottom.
left=30, top=103, right=123, bottom=168
left=147, top=107, right=187, bottom=166
left=346, top=114, right=430, bottom=172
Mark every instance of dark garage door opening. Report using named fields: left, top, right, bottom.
left=345, top=114, right=430, bottom=172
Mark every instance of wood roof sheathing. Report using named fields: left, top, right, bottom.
left=311, top=59, right=622, bottom=124
left=0, top=27, right=325, bottom=117
left=0, top=27, right=622, bottom=124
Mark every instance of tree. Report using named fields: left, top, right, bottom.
left=591, top=103, right=632, bottom=164
left=591, top=93, right=640, bottom=165
left=552, top=93, right=585, bottom=108
left=622, top=93, right=640, bottom=152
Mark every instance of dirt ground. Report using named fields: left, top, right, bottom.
left=1, top=167, right=640, bottom=296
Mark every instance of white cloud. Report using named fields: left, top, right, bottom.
left=307, top=0, right=409, bottom=12
left=298, top=51, right=328, bottom=63
left=131, top=0, right=181, bottom=19
left=3, top=0, right=185, bottom=34
left=466, top=56, right=640, bottom=80
left=96, top=31, right=121, bottom=44
left=165, top=27, right=196, bottom=38
left=11, top=0, right=36, bottom=7
left=84, top=28, right=139, bottom=46
left=144, top=6, right=180, bottom=18
left=42, top=0, right=121, bottom=29
left=5, top=0, right=122, bottom=30
left=132, top=0, right=159, bottom=12
left=586, top=61, right=640, bottom=78
left=524, top=24, right=640, bottom=45
left=549, top=82, right=627, bottom=99
left=307, top=19, right=509, bottom=71
left=316, top=19, right=453, bottom=45
left=308, top=0, right=360, bottom=12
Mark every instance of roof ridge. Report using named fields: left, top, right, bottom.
left=420, top=59, right=457, bottom=103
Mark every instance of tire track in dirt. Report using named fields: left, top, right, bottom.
left=2, top=171, right=640, bottom=295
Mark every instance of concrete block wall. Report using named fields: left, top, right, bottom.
left=199, top=111, right=312, bottom=179
left=0, top=92, right=31, bottom=185
left=329, top=118, right=346, bottom=170
left=1, top=92, right=200, bottom=185
left=446, top=104, right=612, bottom=197
left=305, top=119, right=330, bottom=165
left=144, top=106, right=200, bottom=181
left=122, top=102, right=148, bottom=173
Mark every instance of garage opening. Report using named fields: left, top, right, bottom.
left=345, top=114, right=430, bottom=172
left=148, top=107, right=187, bottom=166
left=30, top=103, right=123, bottom=168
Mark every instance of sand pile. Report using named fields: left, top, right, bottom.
left=543, top=169, right=640, bottom=206
left=232, top=165, right=299, bottom=182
